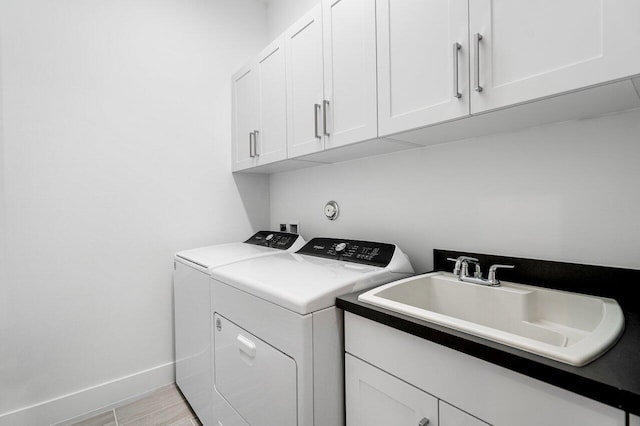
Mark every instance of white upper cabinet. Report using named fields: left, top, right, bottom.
left=231, top=38, right=288, bottom=171
left=255, top=38, right=288, bottom=165
left=233, top=0, right=640, bottom=172
left=286, top=0, right=378, bottom=156
left=469, top=0, right=640, bottom=113
left=285, top=5, right=325, bottom=158
left=322, top=0, right=378, bottom=148
left=232, top=64, right=258, bottom=171
left=377, top=0, right=470, bottom=137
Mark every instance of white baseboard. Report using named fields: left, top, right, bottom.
left=0, top=362, right=175, bottom=426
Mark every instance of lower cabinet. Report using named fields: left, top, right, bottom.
left=344, top=312, right=625, bottom=426
left=346, top=353, right=438, bottom=426
left=346, top=354, right=490, bottom=426
left=439, top=401, right=490, bottom=426
left=630, top=414, right=640, bottom=426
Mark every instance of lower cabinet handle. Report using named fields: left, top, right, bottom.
left=418, top=418, right=429, bottom=426
left=249, top=132, right=255, bottom=158
left=453, top=42, right=462, bottom=99
left=314, top=103, right=321, bottom=139
left=323, top=100, right=330, bottom=136
left=474, top=32, right=483, bottom=92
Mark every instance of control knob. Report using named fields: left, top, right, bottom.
left=265, top=233, right=274, bottom=246
left=335, top=242, right=348, bottom=254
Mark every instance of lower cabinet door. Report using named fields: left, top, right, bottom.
left=346, top=353, right=438, bottom=426
left=440, top=401, right=491, bottom=426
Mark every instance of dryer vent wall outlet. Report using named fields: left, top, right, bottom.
left=324, top=201, right=339, bottom=221
left=290, top=223, right=299, bottom=234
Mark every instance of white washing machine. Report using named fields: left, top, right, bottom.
left=173, top=231, right=305, bottom=426
left=209, top=237, right=414, bottom=426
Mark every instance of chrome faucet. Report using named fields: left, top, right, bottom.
left=448, top=256, right=480, bottom=276
left=447, top=256, right=514, bottom=287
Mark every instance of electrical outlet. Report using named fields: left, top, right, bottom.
left=279, top=224, right=287, bottom=232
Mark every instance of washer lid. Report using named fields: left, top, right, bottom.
left=175, top=231, right=305, bottom=272
left=210, top=248, right=413, bottom=315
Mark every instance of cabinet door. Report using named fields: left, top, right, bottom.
left=630, top=414, right=640, bottom=426
left=322, top=0, right=377, bottom=148
left=469, top=0, right=640, bottom=113
left=377, top=0, right=469, bottom=137
left=286, top=4, right=325, bottom=158
left=440, top=401, right=491, bottom=426
left=231, top=64, right=258, bottom=171
left=256, top=37, right=288, bottom=166
left=346, top=353, right=439, bottom=426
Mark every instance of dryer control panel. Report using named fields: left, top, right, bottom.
left=244, top=231, right=299, bottom=250
left=297, top=238, right=396, bottom=268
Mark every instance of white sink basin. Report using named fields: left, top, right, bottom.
left=358, top=272, right=624, bottom=366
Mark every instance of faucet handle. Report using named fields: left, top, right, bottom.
left=487, top=264, right=515, bottom=284
left=446, top=257, right=462, bottom=275
left=447, top=256, right=479, bottom=276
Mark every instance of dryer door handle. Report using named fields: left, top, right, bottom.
left=237, top=334, right=257, bottom=358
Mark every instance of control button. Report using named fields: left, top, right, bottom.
left=335, top=242, right=348, bottom=253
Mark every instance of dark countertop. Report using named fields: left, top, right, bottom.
left=337, top=290, right=640, bottom=415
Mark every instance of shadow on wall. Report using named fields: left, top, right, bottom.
left=233, top=173, right=270, bottom=231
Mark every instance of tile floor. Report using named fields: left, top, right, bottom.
left=67, top=384, right=200, bottom=426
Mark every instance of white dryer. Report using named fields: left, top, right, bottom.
left=173, top=231, right=305, bottom=426
left=209, top=237, right=414, bottom=426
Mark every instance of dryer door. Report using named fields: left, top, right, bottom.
left=214, top=314, right=297, bottom=426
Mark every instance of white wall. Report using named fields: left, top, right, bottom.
left=266, top=0, right=318, bottom=41
left=271, top=108, right=640, bottom=273
left=0, top=0, right=268, bottom=423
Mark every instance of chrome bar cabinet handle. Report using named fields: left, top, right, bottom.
left=453, top=42, right=461, bottom=99
left=249, top=131, right=255, bottom=158
left=323, top=99, right=330, bottom=136
left=474, top=32, right=483, bottom=92
left=253, top=130, right=259, bottom=156
left=314, top=103, right=321, bottom=139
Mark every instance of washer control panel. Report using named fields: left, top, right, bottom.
left=297, top=238, right=396, bottom=267
left=244, top=231, right=299, bottom=250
